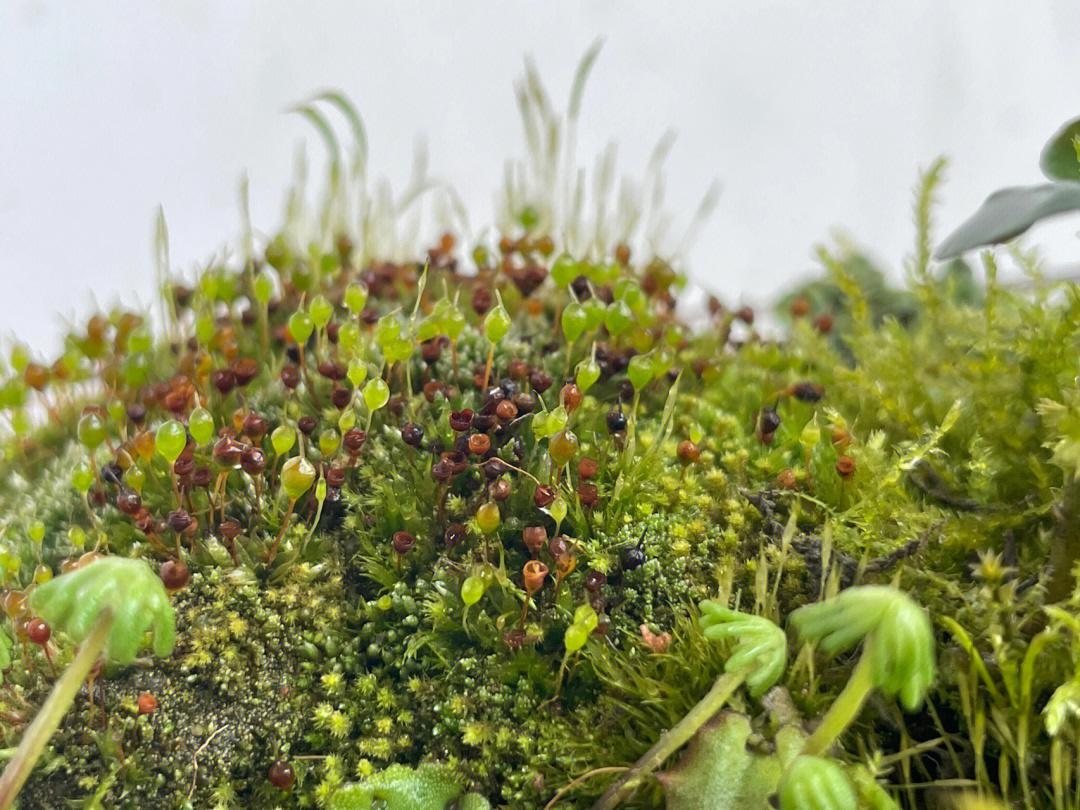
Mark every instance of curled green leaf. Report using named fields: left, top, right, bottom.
left=777, top=755, right=857, bottom=810
left=30, top=557, right=176, bottom=666
left=700, top=602, right=788, bottom=696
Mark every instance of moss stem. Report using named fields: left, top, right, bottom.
left=0, top=610, right=115, bottom=810
left=802, top=647, right=875, bottom=756
left=592, top=670, right=745, bottom=810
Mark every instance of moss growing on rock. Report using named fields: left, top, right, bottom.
left=2, top=53, right=1080, bottom=810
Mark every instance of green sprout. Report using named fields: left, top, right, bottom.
left=790, top=585, right=935, bottom=756
left=777, top=755, right=857, bottom=810
left=0, top=557, right=175, bottom=808
left=327, top=763, right=490, bottom=809
left=593, top=602, right=787, bottom=809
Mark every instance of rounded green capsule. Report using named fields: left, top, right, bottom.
left=29, top=520, right=45, bottom=545
left=195, top=314, right=216, bottom=345
left=604, top=300, right=633, bottom=337
left=485, top=303, right=511, bottom=344
left=551, top=253, right=578, bottom=287
left=582, top=297, right=606, bottom=332
left=363, top=378, right=390, bottom=413
left=476, top=502, right=501, bottom=534
left=344, top=282, right=369, bottom=314
left=375, top=314, right=401, bottom=347
left=188, top=407, right=215, bottom=446
left=564, top=622, right=590, bottom=653
left=77, top=412, right=106, bottom=450
left=155, top=419, right=187, bottom=464
left=72, top=462, right=94, bottom=494
left=573, top=604, right=598, bottom=632
left=319, top=429, right=340, bottom=457
left=68, top=526, right=86, bottom=549
left=347, top=359, right=368, bottom=387
left=561, top=302, right=587, bottom=342
left=575, top=356, right=601, bottom=393
left=627, top=354, right=654, bottom=390
left=288, top=310, right=314, bottom=344
left=281, top=456, right=317, bottom=501
left=271, top=425, right=296, bottom=457
left=126, top=464, right=146, bottom=493
left=441, top=303, right=466, bottom=340
left=461, top=576, right=485, bottom=606
left=106, top=399, right=126, bottom=424
left=309, top=294, right=333, bottom=329
left=384, top=336, right=413, bottom=364
left=338, top=320, right=361, bottom=352
left=254, top=268, right=275, bottom=303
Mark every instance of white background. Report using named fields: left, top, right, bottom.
left=3, top=1, right=1079, bottom=355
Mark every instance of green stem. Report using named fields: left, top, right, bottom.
left=0, top=610, right=115, bottom=810
left=592, top=670, right=746, bottom=810
left=802, top=648, right=875, bottom=756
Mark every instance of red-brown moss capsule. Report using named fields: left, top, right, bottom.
left=343, top=427, right=367, bottom=454
left=831, top=426, right=853, bottom=451
left=393, top=531, right=415, bottom=556
left=211, top=368, right=237, bottom=395
left=280, top=365, right=300, bottom=390
left=421, top=338, right=444, bottom=363
left=442, top=450, right=468, bottom=475
left=522, top=526, right=547, bottom=556
left=578, top=457, right=599, bottom=480
left=326, top=466, right=347, bottom=488
left=444, top=523, right=466, bottom=549
left=615, top=243, right=631, bottom=264
left=736, top=306, right=754, bottom=325
left=560, top=383, right=582, bottom=414
left=401, top=423, right=425, bottom=448
left=492, top=478, right=511, bottom=501
left=116, top=489, right=142, bottom=515
left=676, top=440, right=699, bottom=465
left=523, top=560, right=549, bottom=595
left=243, top=412, right=268, bottom=440
left=27, top=618, right=50, bottom=645
left=160, top=559, right=190, bottom=591
left=467, top=433, right=491, bottom=456
left=268, top=761, right=296, bottom=790
left=790, top=297, right=811, bottom=317
left=423, top=380, right=445, bottom=403
left=548, top=534, right=568, bottom=560
left=167, top=509, right=193, bottom=533
left=814, top=312, right=834, bottom=333
left=297, top=416, right=317, bottom=436
left=533, top=484, right=557, bottom=508
left=471, top=286, right=493, bottom=316
left=577, top=483, right=599, bottom=507
left=137, top=693, right=159, bottom=715
left=431, top=459, right=455, bottom=482
left=241, top=446, right=267, bottom=476
left=606, top=408, right=627, bottom=433
left=331, top=387, right=352, bottom=409
left=836, top=455, right=856, bottom=479
left=529, top=369, right=553, bottom=393
left=777, top=468, right=798, bottom=490
left=220, top=520, right=242, bottom=540
left=495, top=399, right=518, bottom=422
left=232, top=357, right=258, bottom=386
left=585, top=570, right=607, bottom=592
left=449, top=409, right=474, bottom=432
left=507, top=358, right=530, bottom=380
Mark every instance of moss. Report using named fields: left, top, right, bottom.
left=3, top=57, right=1080, bottom=810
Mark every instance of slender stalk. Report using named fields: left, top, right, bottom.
left=267, top=498, right=297, bottom=566
left=802, top=648, right=875, bottom=756
left=0, top=610, right=115, bottom=810
left=592, top=670, right=745, bottom=810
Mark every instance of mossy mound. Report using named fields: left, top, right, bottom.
left=2, top=60, right=1080, bottom=810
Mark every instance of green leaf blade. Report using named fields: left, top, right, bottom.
left=1040, top=116, right=1080, bottom=181
left=934, top=182, right=1080, bottom=259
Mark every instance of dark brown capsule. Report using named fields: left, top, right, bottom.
left=533, top=484, right=556, bottom=509
left=160, top=559, right=190, bottom=591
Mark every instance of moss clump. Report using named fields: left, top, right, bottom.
left=2, top=53, right=1080, bottom=809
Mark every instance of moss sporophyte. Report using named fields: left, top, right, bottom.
left=2, top=46, right=1080, bottom=810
